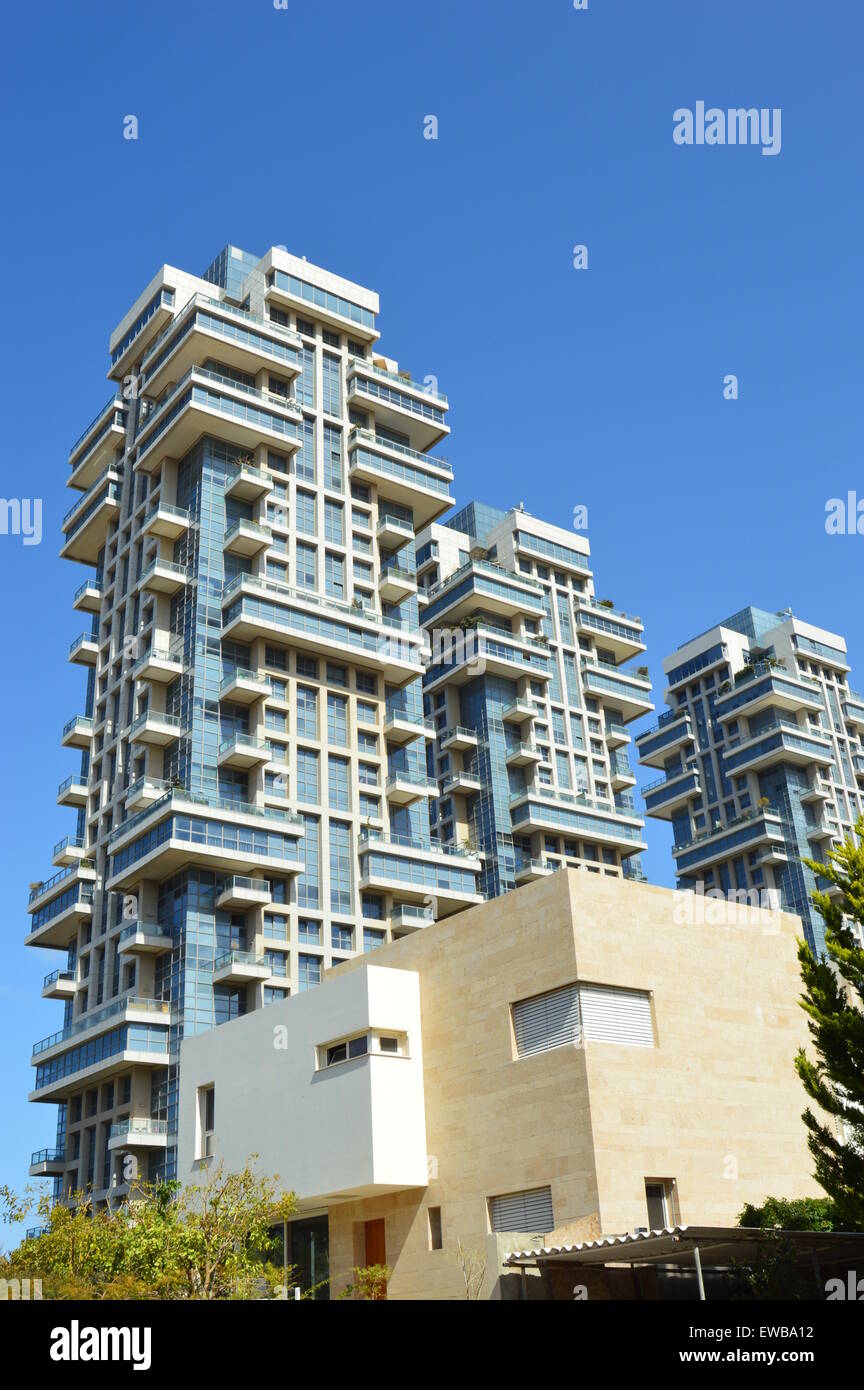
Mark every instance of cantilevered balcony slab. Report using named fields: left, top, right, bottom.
left=580, top=661, right=653, bottom=723
left=61, top=715, right=93, bottom=750
left=346, top=358, right=449, bottom=452
left=68, top=632, right=99, bottom=667
left=376, top=513, right=415, bottom=550
left=129, top=710, right=184, bottom=747
left=425, top=629, right=552, bottom=693
left=132, top=645, right=184, bottom=683
left=68, top=396, right=127, bottom=490
left=52, top=835, right=89, bottom=868
left=216, top=875, right=272, bottom=910
left=441, top=771, right=484, bottom=796
left=57, top=775, right=88, bottom=808
left=501, top=700, right=536, bottom=726
left=391, top=904, right=435, bottom=936
left=636, top=711, right=694, bottom=769
left=29, top=1147, right=68, bottom=1177
left=219, top=669, right=272, bottom=705
left=514, top=858, right=554, bottom=885
left=26, top=885, right=94, bottom=950
left=41, top=970, right=79, bottom=1001
left=224, top=518, right=271, bottom=558
left=672, top=809, right=789, bottom=874
left=212, top=950, right=271, bottom=987
left=108, top=1118, right=171, bottom=1151
left=573, top=600, right=646, bottom=663
left=125, top=777, right=173, bottom=813
left=723, top=722, right=834, bottom=776
left=383, top=712, right=435, bottom=745
left=61, top=474, right=122, bottom=565
left=422, top=559, right=545, bottom=626
left=440, top=726, right=479, bottom=752
left=30, top=1034, right=171, bottom=1103
left=378, top=566, right=417, bottom=604
left=140, top=295, right=302, bottom=400
left=72, top=578, right=102, bottom=614
left=143, top=502, right=190, bottom=542
left=116, top=921, right=174, bottom=955
left=385, top=773, right=438, bottom=805
left=139, top=557, right=188, bottom=596
left=505, top=743, right=542, bottom=769
left=134, top=368, right=302, bottom=476
left=225, top=463, right=272, bottom=503
left=642, top=767, right=701, bottom=819
left=347, top=428, right=453, bottom=528
left=357, top=833, right=483, bottom=917
left=714, top=667, right=824, bottom=724
left=218, top=734, right=270, bottom=770
left=106, top=791, right=305, bottom=892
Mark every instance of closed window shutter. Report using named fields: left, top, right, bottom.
left=579, top=984, right=654, bottom=1047
left=513, top=984, right=581, bottom=1057
left=489, top=1186, right=554, bottom=1233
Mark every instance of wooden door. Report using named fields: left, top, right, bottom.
left=364, top=1218, right=387, bottom=1298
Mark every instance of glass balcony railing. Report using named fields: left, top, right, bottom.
left=116, top=921, right=173, bottom=947
left=130, top=710, right=183, bottom=738
left=139, top=557, right=188, bottom=584
left=72, top=578, right=102, bottom=605
left=348, top=356, right=448, bottom=404
left=140, top=292, right=302, bottom=374
left=69, top=394, right=125, bottom=458
left=28, top=861, right=94, bottom=904
left=219, top=668, right=271, bottom=694
left=348, top=427, right=452, bottom=477
left=224, top=518, right=271, bottom=545
left=219, top=734, right=269, bottom=756
left=52, top=834, right=85, bottom=858
left=358, top=830, right=480, bottom=859
left=62, top=715, right=93, bottom=738
left=108, top=787, right=303, bottom=845
left=213, top=950, right=268, bottom=973
left=42, top=970, right=75, bottom=990
left=109, top=1118, right=170, bottom=1141
left=63, top=463, right=123, bottom=528
left=143, top=501, right=190, bottom=528
left=69, top=631, right=98, bottom=658
left=30, top=1148, right=65, bottom=1167
left=32, top=996, right=170, bottom=1056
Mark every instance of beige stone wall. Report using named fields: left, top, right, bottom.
left=327, top=870, right=821, bottom=1300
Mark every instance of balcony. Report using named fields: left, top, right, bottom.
left=225, top=462, right=272, bottom=503
left=42, top=970, right=78, bottom=1001
left=140, top=294, right=302, bottom=399
left=378, top=564, right=417, bottom=604
left=28, top=861, right=96, bottom=913
left=68, top=396, right=127, bottom=490
left=224, top=517, right=271, bottom=558
left=52, top=835, right=88, bottom=867
left=106, top=790, right=304, bottom=892
left=116, top=921, right=174, bottom=955
left=574, top=599, right=646, bottom=662
left=357, top=832, right=483, bottom=917
left=672, top=807, right=789, bottom=873
left=26, top=882, right=94, bottom=950
left=139, top=557, right=188, bottom=596
left=636, top=710, right=693, bottom=768
left=604, top=721, right=631, bottom=750
left=346, top=358, right=449, bottom=452
left=129, top=709, right=184, bottom=747
left=799, top=780, right=833, bottom=805
left=422, top=558, right=545, bottom=626
left=722, top=721, right=834, bottom=775
left=505, top=743, right=542, bottom=769
left=221, top=575, right=424, bottom=685
left=265, top=271, right=378, bottom=343
left=714, top=664, right=824, bottom=723
left=132, top=644, right=184, bottom=683
left=391, top=904, right=435, bottom=936
left=29, top=1148, right=67, bottom=1178
left=142, top=501, right=190, bottom=542
left=125, top=776, right=174, bottom=812
left=508, top=790, right=646, bottom=853
left=376, top=513, right=415, bottom=549
left=642, top=766, right=701, bottom=819
left=425, top=628, right=552, bottom=691
left=134, top=367, right=303, bottom=476
left=610, top=753, right=636, bottom=790
left=212, top=950, right=271, bottom=986
left=383, top=711, right=436, bottom=744
left=216, top=875, right=272, bottom=910
left=108, top=1118, right=171, bottom=1151
left=579, top=659, right=653, bottom=722
left=61, top=715, right=93, bottom=750
left=218, top=734, right=271, bottom=770
left=385, top=771, right=439, bottom=805
left=72, top=578, right=102, bottom=614
left=842, top=693, right=864, bottom=730
left=68, top=631, right=99, bottom=667
left=440, top=727, right=479, bottom=754
left=61, top=473, right=122, bottom=564
left=514, top=858, right=554, bottom=884
left=220, top=668, right=272, bottom=704
left=501, top=699, right=537, bottom=726
left=32, top=997, right=171, bottom=1063
left=347, top=428, right=453, bottom=527
left=57, top=774, right=88, bottom=808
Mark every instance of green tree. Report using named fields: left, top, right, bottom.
left=738, top=1195, right=842, bottom=1232
left=794, top=821, right=864, bottom=1230
left=0, top=1159, right=297, bottom=1300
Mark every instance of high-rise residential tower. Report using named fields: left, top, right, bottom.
left=635, top=606, right=864, bottom=955
left=416, top=503, right=652, bottom=900
left=26, top=244, right=483, bottom=1202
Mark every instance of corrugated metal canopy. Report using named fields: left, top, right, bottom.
left=505, top=1225, right=864, bottom=1268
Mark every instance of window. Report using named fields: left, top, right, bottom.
left=296, top=489, right=316, bottom=536
left=324, top=499, right=344, bottom=544
left=299, top=954, right=321, bottom=992
left=197, top=1084, right=215, bottom=1159
left=428, top=1206, right=443, bottom=1251
left=645, top=1179, right=678, bottom=1231
left=297, top=685, right=318, bottom=738
left=296, top=541, right=316, bottom=589
left=325, top=551, right=345, bottom=599
left=299, top=919, right=321, bottom=945
left=324, top=423, right=342, bottom=490
left=488, top=1186, right=554, bottom=1234
left=357, top=699, right=377, bottom=726
left=327, top=693, right=348, bottom=745
left=331, top=923, right=353, bottom=951
left=512, top=982, right=654, bottom=1057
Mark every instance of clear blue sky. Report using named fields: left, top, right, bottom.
left=0, top=0, right=860, bottom=1200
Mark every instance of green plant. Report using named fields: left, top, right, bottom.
left=337, top=1263, right=391, bottom=1300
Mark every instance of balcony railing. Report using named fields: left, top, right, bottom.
left=213, top=950, right=268, bottom=972
left=109, top=1118, right=170, bottom=1141
left=32, top=996, right=170, bottom=1056
left=348, top=426, right=452, bottom=478
left=108, top=787, right=303, bottom=845
left=348, top=356, right=448, bottom=404
left=28, top=861, right=95, bottom=905
left=52, top=834, right=85, bottom=858
left=358, top=830, right=480, bottom=859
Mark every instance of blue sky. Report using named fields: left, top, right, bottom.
left=0, top=0, right=860, bottom=1201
